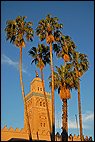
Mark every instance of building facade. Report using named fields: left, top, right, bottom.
left=1, top=75, right=52, bottom=141
left=24, top=75, right=52, bottom=140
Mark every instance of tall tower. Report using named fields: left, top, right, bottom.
left=24, top=74, right=52, bottom=140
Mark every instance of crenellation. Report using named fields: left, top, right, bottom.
left=8, top=127, right=15, bottom=132
left=20, top=128, right=26, bottom=133
left=2, top=125, right=8, bottom=131
left=15, top=128, right=20, bottom=132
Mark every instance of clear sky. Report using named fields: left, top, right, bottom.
left=1, top=1, right=94, bottom=140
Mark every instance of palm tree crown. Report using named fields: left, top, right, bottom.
left=72, top=51, right=89, bottom=77
left=36, top=14, right=63, bottom=43
left=49, top=65, right=79, bottom=97
left=29, top=44, right=50, bottom=68
left=5, top=16, right=34, bottom=48
left=53, top=35, right=76, bottom=62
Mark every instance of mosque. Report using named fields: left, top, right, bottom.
left=1, top=73, right=52, bottom=141
left=1, top=73, right=89, bottom=141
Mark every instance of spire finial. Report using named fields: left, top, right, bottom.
left=35, top=70, right=39, bottom=77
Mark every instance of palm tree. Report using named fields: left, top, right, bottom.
left=53, top=34, right=77, bottom=140
left=5, top=16, right=34, bottom=140
left=54, top=34, right=89, bottom=141
left=72, top=51, right=89, bottom=141
left=28, top=44, right=52, bottom=140
left=36, top=14, right=63, bottom=141
left=49, top=65, right=79, bottom=141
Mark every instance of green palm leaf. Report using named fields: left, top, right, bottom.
left=5, top=16, right=34, bottom=48
left=29, top=44, right=50, bottom=69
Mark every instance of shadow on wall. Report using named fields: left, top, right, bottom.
left=8, top=138, right=48, bottom=141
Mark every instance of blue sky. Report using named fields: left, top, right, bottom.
left=1, top=1, right=94, bottom=140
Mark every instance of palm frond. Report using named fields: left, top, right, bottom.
left=5, top=16, right=34, bottom=48
left=36, top=14, right=62, bottom=43
left=29, top=44, right=50, bottom=70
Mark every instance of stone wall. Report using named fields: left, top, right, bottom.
left=1, top=126, right=29, bottom=141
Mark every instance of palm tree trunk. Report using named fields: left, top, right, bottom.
left=50, top=42, right=55, bottom=141
left=78, top=79, right=83, bottom=141
left=61, top=60, right=68, bottom=141
left=40, top=68, right=52, bottom=140
left=62, top=99, right=68, bottom=141
left=19, top=47, right=32, bottom=141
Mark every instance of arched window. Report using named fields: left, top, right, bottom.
left=38, top=87, right=39, bottom=91
left=40, top=102, right=42, bottom=106
left=43, top=102, right=45, bottom=107
left=41, top=123, right=42, bottom=127
left=44, top=123, right=45, bottom=127
left=40, top=88, right=42, bottom=91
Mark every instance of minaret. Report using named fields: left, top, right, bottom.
left=24, top=72, right=52, bottom=140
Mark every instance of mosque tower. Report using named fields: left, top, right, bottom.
left=24, top=72, right=52, bottom=140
